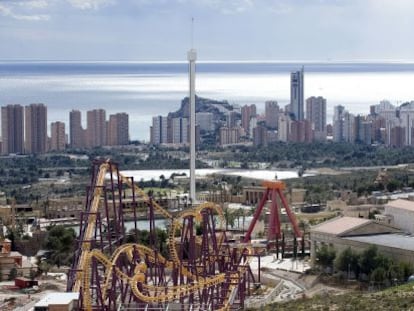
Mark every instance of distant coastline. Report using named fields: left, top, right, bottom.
left=1, top=61, right=414, bottom=141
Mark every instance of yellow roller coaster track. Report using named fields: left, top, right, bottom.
left=74, top=162, right=253, bottom=311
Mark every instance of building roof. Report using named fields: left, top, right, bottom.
left=386, top=199, right=414, bottom=212
left=311, top=216, right=371, bottom=236
left=35, top=292, right=79, bottom=307
left=344, top=234, right=414, bottom=252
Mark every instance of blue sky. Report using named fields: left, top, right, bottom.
left=0, top=0, right=414, bottom=61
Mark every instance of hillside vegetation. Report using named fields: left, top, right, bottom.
left=255, top=283, right=414, bottom=311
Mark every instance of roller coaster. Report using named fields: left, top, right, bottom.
left=67, top=160, right=257, bottom=310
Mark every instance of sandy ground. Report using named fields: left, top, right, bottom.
left=0, top=277, right=67, bottom=311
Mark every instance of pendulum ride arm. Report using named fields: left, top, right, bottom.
left=243, top=188, right=270, bottom=243
left=277, top=188, right=302, bottom=238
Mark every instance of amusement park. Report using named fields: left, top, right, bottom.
left=65, top=159, right=309, bottom=310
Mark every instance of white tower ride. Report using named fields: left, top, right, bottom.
left=188, top=48, right=197, bottom=203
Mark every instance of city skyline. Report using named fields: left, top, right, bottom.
left=0, top=104, right=130, bottom=154
left=1, top=1, right=414, bottom=61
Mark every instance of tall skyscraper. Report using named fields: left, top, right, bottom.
left=290, top=68, right=304, bottom=121
left=69, top=109, right=84, bottom=148
left=150, top=116, right=168, bottom=145
left=343, top=111, right=355, bottom=143
left=25, top=103, right=47, bottom=154
left=241, top=104, right=256, bottom=136
left=86, top=109, right=106, bottom=147
left=278, top=113, right=291, bottom=142
left=253, top=125, right=268, bottom=147
left=227, top=111, right=239, bottom=128
left=306, top=96, right=327, bottom=141
left=188, top=48, right=197, bottom=202
left=108, top=113, right=129, bottom=146
left=333, top=105, right=345, bottom=142
left=1, top=104, right=24, bottom=155
left=51, top=121, right=66, bottom=151
left=172, top=117, right=188, bottom=144
left=265, top=101, right=279, bottom=129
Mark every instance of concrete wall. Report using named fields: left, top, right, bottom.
left=311, top=231, right=414, bottom=267
left=385, top=206, right=414, bottom=234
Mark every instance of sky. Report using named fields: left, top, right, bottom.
left=0, top=0, right=414, bottom=61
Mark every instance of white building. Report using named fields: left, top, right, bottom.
left=150, top=116, right=168, bottom=145
left=34, top=292, right=79, bottom=311
left=277, top=114, right=290, bottom=142
left=306, top=96, right=326, bottom=141
left=385, top=199, right=414, bottom=234
left=172, top=117, right=188, bottom=144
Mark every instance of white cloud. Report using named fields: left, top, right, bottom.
left=18, top=0, right=49, bottom=9
left=0, top=3, right=50, bottom=20
left=67, top=0, right=116, bottom=10
left=198, top=0, right=253, bottom=14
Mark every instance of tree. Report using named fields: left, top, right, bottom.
left=371, top=267, right=387, bottom=287
left=335, top=247, right=360, bottom=279
left=38, top=261, right=51, bottom=276
left=44, top=226, right=76, bottom=267
left=8, top=267, right=17, bottom=280
left=316, top=244, right=336, bottom=270
left=387, top=264, right=404, bottom=284
left=359, top=245, right=379, bottom=276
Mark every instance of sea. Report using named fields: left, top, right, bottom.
left=1, top=61, right=414, bottom=141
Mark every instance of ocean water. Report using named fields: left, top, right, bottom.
left=1, top=61, right=414, bottom=141
left=119, top=168, right=306, bottom=181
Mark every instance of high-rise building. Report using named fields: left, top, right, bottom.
left=306, top=96, right=326, bottom=141
left=69, top=110, right=84, bottom=148
left=265, top=101, right=279, bottom=129
left=241, top=104, right=256, bottom=136
left=86, top=109, right=106, bottom=147
left=253, top=125, right=268, bottom=147
left=289, top=120, right=313, bottom=143
left=219, top=127, right=240, bottom=146
left=150, top=116, right=168, bottom=145
left=1, top=104, right=24, bottom=155
left=290, top=68, right=304, bottom=121
left=227, top=111, right=239, bottom=128
left=367, top=114, right=386, bottom=143
left=390, top=126, right=405, bottom=148
left=108, top=113, right=129, bottom=146
left=51, top=121, right=66, bottom=151
left=333, top=105, right=345, bottom=142
left=196, top=112, right=214, bottom=132
left=343, top=111, right=355, bottom=143
left=172, top=117, right=189, bottom=144
left=399, top=108, right=414, bottom=146
left=278, top=114, right=291, bottom=142
left=354, top=115, right=372, bottom=144
left=249, top=117, right=257, bottom=137
left=25, top=103, right=47, bottom=154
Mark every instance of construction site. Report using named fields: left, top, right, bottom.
left=64, top=159, right=308, bottom=310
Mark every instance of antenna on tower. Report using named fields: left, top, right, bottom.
left=191, top=17, right=194, bottom=49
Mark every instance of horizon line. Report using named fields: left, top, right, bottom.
left=2, top=58, right=414, bottom=64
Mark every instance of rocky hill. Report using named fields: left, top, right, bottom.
left=168, top=96, right=236, bottom=123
